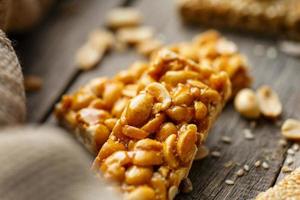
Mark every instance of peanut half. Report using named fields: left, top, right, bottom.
left=256, top=85, right=282, bottom=118
left=234, top=88, right=260, bottom=119
left=281, top=119, right=300, bottom=140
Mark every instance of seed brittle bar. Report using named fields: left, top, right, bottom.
left=256, top=167, right=300, bottom=200
left=178, top=0, right=300, bottom=40
left=55, top=31, right=251, bottom=155
left=93, top=49, right=231, bottom=200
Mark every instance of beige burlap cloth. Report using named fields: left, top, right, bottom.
left=0, top=126, right=120, bottom=200
left=0, top=29, right=25, bottom=125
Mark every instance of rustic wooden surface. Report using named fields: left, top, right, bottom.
left=14, top=0, right=300, bottom=199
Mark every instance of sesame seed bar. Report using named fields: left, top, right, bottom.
left=256, top=167, right=300, bottom=200
left=178, top=0, right=300, bottom=40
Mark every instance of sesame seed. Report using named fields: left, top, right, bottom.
left=282, top=166, right=293, bottom=173
left=236, top=169, right=245, bottom=177
left=211, top=151, right=221, bottom=158
left=287, top=148, right=295, bottom=155
left=225, top=179, right=235, bottom=185
left=262, top=162, right=269, bottom=169
left=221, top=136, right=232, bottom=144
left=244, top=165, right=250, bottom=172
left=255, top=160, right=261, bottom=167
left=244, top=129, right=254, bottom=140
left=286, top=156, right=294, bottom=166
left=224, top=160, right=234, bottom=168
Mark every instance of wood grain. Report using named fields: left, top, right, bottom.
left=18, top=0, right=300, bottom=199
left=15, top=0, right=123, bottom=122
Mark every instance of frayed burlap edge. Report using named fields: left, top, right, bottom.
left=0, top=29, right=26, bottom=125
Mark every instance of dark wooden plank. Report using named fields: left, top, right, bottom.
left=152, top=0, right=300, bottom=199
left=47, top=0, right=300, bottom=199
left=15, top=0, right=124, bottom=122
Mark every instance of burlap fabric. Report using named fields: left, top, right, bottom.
left=0, top=0, right=55, bottom=32
left=0, top=29, right=25, bottom=125
left=0, top=126, right=120, bottom=200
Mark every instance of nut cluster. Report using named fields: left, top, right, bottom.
left=93, top=50, right=231, bottom=200
left=55, top=61, right=149, bottom=153
left=167, top=30, right=252, bottom=96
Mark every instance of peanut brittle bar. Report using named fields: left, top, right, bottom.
left=178, top=0, right=300, bottom=40
left=93, top=49, right=231, bottom=200
left=55, top=31, right=251, bottom=155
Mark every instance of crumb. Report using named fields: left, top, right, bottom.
left=211, top=151, right=221, bottom=158
left=262, top=162, right=269, bottom=169
left=221, top=136, right=232, bottom=144
left=255, top=160, right=261, bottom=167
left=225, top=179, right=235, bottom=185
left=244, top=129, right=254, bottom=140
left=244, top=164, right=250, bottom=172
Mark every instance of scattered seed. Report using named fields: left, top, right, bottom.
left=236, top=169, right=245, bottom=177
left=282, top=166, right=293, bottom=173
left=180, top=178, right=193, bottom=193
left=292, top=143, right=300, bottom=152
left=244, top=129, right=254, bottom=140
left=24, top=75, right=43, bottom=92
left=211, top=151, right=221, bottom=158
left=255, top=160, right=261, bottom=167
left=225, top=179, right=235, bottom=185
left=286, top=156, right=294, bottom=166
left=287, top=148, right=295, bottom=155
left=278, top=139, right=288, bottom=147
left=254, top=44, right=265, bottom=56
left=262, top=162, right=269, bottom=169
left=266, top=47, right=277, bottom=59
left=224, top=160, right=234, bottom=168
left=221, top=136, right=232, bottom=144
left=243, top=164, right=250, bottom=172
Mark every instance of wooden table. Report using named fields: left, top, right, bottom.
left=15, top=0, right=300, bottom=199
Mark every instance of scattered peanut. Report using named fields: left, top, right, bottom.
left=256, top=85, right=282, bottom=118
left=116, top=26, right=154, bottom=45
left=234, top=88, right=260, bottom=119
left=24, top=75, right=43, bottom=92
left=281, top=119, right=300, bottom=141
left=106, top=7, right=142, bottom=29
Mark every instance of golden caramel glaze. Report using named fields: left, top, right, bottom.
left=93, top=49, right=231, bottom=200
